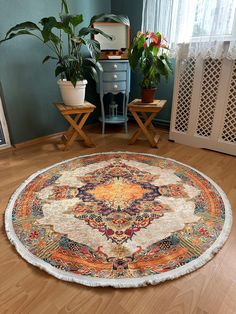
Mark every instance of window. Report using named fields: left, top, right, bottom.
left=142, top=0, right=236, bottom=58
left=192, top=0, right=236, bottom=40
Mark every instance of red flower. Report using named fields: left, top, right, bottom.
left=150, top=32, right=160, bottom=46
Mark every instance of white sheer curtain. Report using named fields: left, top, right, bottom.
left=142, top=0, right=236, bottom=59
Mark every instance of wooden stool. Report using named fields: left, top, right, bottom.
left=128, top=99, right=166, bottom=148
left=55, top=102, right=96, bottom=150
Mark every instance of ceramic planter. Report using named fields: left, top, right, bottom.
left=141, top=88, right=157, bottom=103
left=57, top=80, right=88, bottom=107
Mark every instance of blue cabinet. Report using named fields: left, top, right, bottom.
left=97, top=60, right=130, bottom=134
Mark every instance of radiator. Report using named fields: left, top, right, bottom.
left=169, top=54, right=236, bottom=156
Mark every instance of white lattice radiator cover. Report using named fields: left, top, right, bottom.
left=170, top=56, right=236, bottom=156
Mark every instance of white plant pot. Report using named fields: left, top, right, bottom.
left=57, top=79, right=88, bottom=107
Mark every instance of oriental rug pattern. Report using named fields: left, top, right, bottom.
left=5, top=152, right=232, bottom=288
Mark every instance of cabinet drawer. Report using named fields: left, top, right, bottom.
left=102, top=62, right=128, bottom=72
left=103, top=81, right=126, bottom=92
left=103, top=72, right=126, bottom=82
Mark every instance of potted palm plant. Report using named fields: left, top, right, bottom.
left=0, top=0, right=129, bottom=107
left=128, top=31, right=173, bottom=103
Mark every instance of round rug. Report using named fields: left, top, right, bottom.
left=5, top=152, right=232, bottom=288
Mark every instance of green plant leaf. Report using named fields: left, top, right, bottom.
left=79, top=27, right=112, bottom=40
left=87, top=66, right=99, bottom=82
left=0, top=30, right=37, bottom=44
left=59, top=14, right=70, bottom=26
left=163, top=56, right=174, bottom=73
left=84, top=57, right=103, bottom=72
left=156, top=32, right=161, bottom=41
left=137, top=35, right=145, bottom=49
left=61, top=0, right=69, bottom=14
left=40, top=17, right=60, bottom=33
left=152, top=46, right=159, bottom=56
left=42, top=55, right=58, bottom=64
left=71, top=36, right=84, bottom=45
left=62, top=55, right=78, bottom=62
left=40, top=18, right=56, bottom=42
left=155, top=59, right=168, bottom=75
left=60, top=14, right=81, bottom=33
left=78, top=27, right=93, bottom=36
left=90, top=14, right=130, bottom=26
left=83, top=39, right=100, bottom=60
left=96, top=60, right=103, bottom=72
left=55, top=65, right=65, bottom=77
left=40, top=17, right=65, bottom=43
left=5, top=22, right=40, bottom=37
left=70, top=76, right=77, bottom=87
left=128, top=45, right=143, bottom=70
left=40, top=17, right=58, bottom=26
left=70, top=15, right=83, bottom=27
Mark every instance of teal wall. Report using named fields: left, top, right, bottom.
left=111, top=0, right=174, bottom=127
left=0, top=0, right=110, bottom=144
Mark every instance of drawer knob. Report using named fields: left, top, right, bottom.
left=113, top=64, right=118, bottom=69
left=113, top=74, right=118, bottom=79
left=114, top=84, right=118, bottom=89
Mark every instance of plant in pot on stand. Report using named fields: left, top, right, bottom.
left=128, top=31, right=173, bottom=103
left=0, top=0, right=129, bottom=107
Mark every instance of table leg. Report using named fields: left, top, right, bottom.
left=129, top=111, right=157, bottom=147
left=141, top=112, right=156, bottom=132
left=63, top=130, right=78, bottom=151
left=142, top=112, right=161, bottom=145
left=64, top=114, right=81, bottom=138
left=62, top=114, right=81, bottom=145
left=64, top=113, right=95, bottom=148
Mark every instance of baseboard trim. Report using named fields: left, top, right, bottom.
left=14, top=132, right=64, bottom=149
left=152, top=118, right=170, bottom=129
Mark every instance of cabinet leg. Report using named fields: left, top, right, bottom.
left=122, top=93, right=128, bottom=134
left=102, top=121, right=105, bottom=134
left=125, top=121, right=128, bottom=133
left=100, top=95, right=106, bottom=135
left=125, top=93, right=129, bottom=134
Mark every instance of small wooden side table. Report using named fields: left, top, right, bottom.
left=128, top=99, right=166, bottom=148
left=55, top=102, right=96, bottom=150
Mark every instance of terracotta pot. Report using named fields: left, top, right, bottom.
left=141, top=88, right=157, bottom=103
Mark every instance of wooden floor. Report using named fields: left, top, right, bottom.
left=0, top=123, right=236, bottom=314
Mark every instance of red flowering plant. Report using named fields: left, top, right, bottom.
left=128, top=31, right=173, bottom=89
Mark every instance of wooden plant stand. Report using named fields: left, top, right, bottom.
left=128, top=99, right=166, bottom=148
left=55, top=102, right=96, bottom=150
